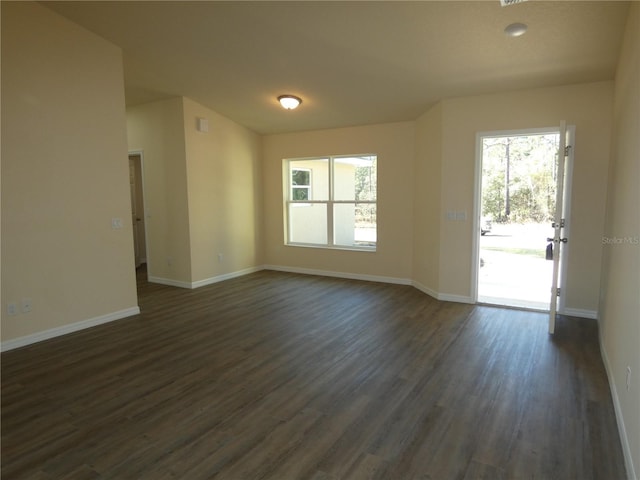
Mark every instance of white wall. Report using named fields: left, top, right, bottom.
left=413, top=103, right=443, bottom=295
left=599, top=4, right=640, bottom=478
left=1, top=2, right=138, bottom=345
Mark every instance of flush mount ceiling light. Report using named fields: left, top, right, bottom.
left=504, top=22, right=528, bottom=37
left=278, top=95, right=302, bottom=110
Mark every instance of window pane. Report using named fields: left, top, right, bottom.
left=334, top=203, right=376, bottom=248
left=289, top=203, right=327, bottom=244
left=334, top=156, right=377, bottom=201
left=289, top=159, right=329, bottom=201
left=292, top=187, right=309, bottom=201
left=292, top=169, right=310, bottom=186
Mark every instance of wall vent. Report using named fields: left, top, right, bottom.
left=500, top=0, right=527, bottom=6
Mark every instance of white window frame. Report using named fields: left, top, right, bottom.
left=285, top=155, right=377, bottom=251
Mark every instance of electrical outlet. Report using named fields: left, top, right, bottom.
left=7, top=303, right=17, bottom=316
left=167, top=256, right=173, bottom=267
left=21, top=298, right=32, bottom=313
left=218, top=253, right=223, bottom=263
left=626, top=366, right=631, bottom=391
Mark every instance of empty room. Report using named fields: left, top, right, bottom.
left=2, top=1, right=638, bottom=479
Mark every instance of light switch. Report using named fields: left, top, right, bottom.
left=111, top=218, right=123, bottom=229
left=21, top=298, right=32, bottom=313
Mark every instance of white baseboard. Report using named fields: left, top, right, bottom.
left=1, top=306, right=140, bottom=352
left=560, top=307, right=598, bottom=320
left=412, top=280, right=439, bottom=300
left=147, top=276, right=193, bottom=289
left=191, top=266, right=264, bottom=288
left=437, top=293, right=475, bottom=304
left=264, top=266, right=474, bottom=304
left=411, top=280, right=473, bottom=304
left=149, top=267, right=263, bottom=290
left=599, top=329, right=637, bottom=480
left=263, top=264, right=412, bottom=286
left=150, top=267, right=597, bottom=317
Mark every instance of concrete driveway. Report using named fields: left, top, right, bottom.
left=478, top=223, right=554, bottom=310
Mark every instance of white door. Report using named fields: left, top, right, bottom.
left=548, top=122, right=574, bottom=334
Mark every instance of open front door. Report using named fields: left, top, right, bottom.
left=548, top=121, right=572, bottom=334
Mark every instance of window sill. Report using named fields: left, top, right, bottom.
left=286, top=242, right=376, bottom=253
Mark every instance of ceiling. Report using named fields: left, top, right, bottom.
left=43, top=1, right=630, bottom=135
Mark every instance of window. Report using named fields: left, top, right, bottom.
left=285, top=155, right=377, bottom=250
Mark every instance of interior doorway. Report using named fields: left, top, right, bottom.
left=128, top=153, right=147, bottom=272
left=474, top=129, right=564, bottom=311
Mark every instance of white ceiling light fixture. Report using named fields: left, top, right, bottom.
left=504, top=22, right=528, bottom=37
left=278, top=95, right=302, bottom=110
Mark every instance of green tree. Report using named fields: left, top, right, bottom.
left=481, top=133, right=558, bottom=224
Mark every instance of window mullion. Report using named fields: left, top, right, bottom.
left=327, top=156, right=334, bottom=246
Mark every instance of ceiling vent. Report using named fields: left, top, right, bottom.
left=500, top=0, right=527, bottom=6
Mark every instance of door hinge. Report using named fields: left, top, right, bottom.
left=564, top=145, right=572, bottom=156
left=556, top=287, right=561, bottom=297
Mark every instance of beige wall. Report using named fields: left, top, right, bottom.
left=182, top=97, right=262, bottom=283
left=127, top=97, right=262, bottom=286
left=127, top=98, right=192, bottom=284
left=263, top=122, right=415, bottom=281
left=1, top=2, right=138, bottom=343
left=600, top=3, right=640, bottom=477
left=413, top=103, right=443, bottom=294
left=437, top=82, right=614, bottom=313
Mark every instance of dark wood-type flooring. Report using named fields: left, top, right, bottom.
left=2, top=268, right=627, bottom=479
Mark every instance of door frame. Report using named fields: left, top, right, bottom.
left=471, top=126, right=575, bottom=313
left=128, top=150, right=151, bottom=274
